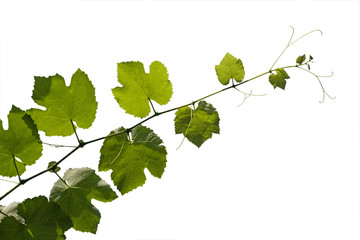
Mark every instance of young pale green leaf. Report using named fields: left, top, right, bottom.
left=296, top=54, right=306, bottom=64
left=215, top=53, right=245, bottom=85
left=99, top=125, right=167, bottom=195
left=28, top=69, right=98, bottom=136
left=0, top=196, right=72, bottom=240
left=0, top=106, right=43, bottom=177
left=269, top=68, right=290, bottom=90
left=49, top=168, right=117, bottom=233
left=174, top=101, right=220, bottom=148
left=112, top=61, right=173, bottom=118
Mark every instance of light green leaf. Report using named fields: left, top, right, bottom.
left=99, top=125, right=167, bottom=195
left=0, top=196, right=72, bottom=240
left=0, top=106, right=43, bottom=177
left=174, top=101, right=220, bottom=148
left=28, top=69, right=98, bottom=136
left=215, top=53, right=245, bottom=85
left=112, top=61, right=173, bottom=118
left=49, top=168, right=117, bottom=233
left=269, top=68, right=290, bottom=90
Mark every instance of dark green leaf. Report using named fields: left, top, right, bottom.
left=49, top=168, right=117, bottom=233
left=215, top=53, right=245, bottom=85
left=269, top=68, right=290, bottom=90
left=28, top=69, right=98, bottom=136
left=0, top=106, right=43, bottom=177
left=99, top=125, right=167, bottom=195
left=174, top=101, right=220, bottom=147
left=296, top=54, right=306, bottom=64
left=0, top=196, right=72, bottom=240
left=112, top=61, right=173, bottom=118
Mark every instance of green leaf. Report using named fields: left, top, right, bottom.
left=28, top=69, right=98, bottom=136
left=0, top=106, right=43, bottom=177
left=99, top=125, right=167, bottom=195
left=215, top=53, right=245, bottom=85
left=0, top=196, right=72, bottom=240
left=48, top=161, right=60, bottom=173
left=112, top=61, right=173, bottom=118
left=296, top=54, right=306, bottom=64
left=174, top=101, right=220, bottom=148
left=269, top=68, right=290, bottom=90
left=49, top=168, right=117, bottom=233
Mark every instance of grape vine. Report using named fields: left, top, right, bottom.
left=0, top=27, right=334, bottom=239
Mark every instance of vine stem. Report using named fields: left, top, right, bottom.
left=0, top=33, right=331, bottom=202
left=0, top=68, right=275, bottom=202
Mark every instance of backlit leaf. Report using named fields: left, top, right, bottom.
left=99, top=125, right=167, bottom=195
left=269, top=68, right=290, bottom=90
left=215, top=53, right=245, bottom=85
left=0, top=196, right=72, bottom=240
left=174, top=101, right=220, bottom=147
left=112, top=61, right=173, bottom=118
left=49, top=168, right=117, bottom=233
left=28, top=69, right=98, bottom=136
left=0, top=106, right=42, bottom=177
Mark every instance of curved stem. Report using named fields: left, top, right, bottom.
left=297, top=67, right=335, bottom=103
left=270, top=27, right=322, bottom=71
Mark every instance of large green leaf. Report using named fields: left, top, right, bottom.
left=0, top=196, right=72, bottom=240
left=28, top=69, right=98, bottom=136
left=174, top=101, right=220, bottom=148
left=0, top=106, right=42, bottom=177
left=215, top=53, right=245, bottom=85
left=112, top=61, right=173, bottom=118
left=99, top=125, right=167, bottom=195
left=49, top=168, right=117, bottom=233
left=269, top=68, right=290, bottom=90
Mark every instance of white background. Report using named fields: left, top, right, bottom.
left=0, top=1, right=359, bottom=240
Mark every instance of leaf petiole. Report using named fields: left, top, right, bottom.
left=54, top=171, right=71, bottom=188
left=12, top=155, right=22, bottom=183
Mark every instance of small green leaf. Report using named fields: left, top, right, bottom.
left=28, top=69, right=98, bottom=136
left=99, top=125, right=167, bottom=195
left=48, top=161, right=60, bottom=173
left=296, top=54, right=306, bottom=64
left=112, top=61, right=173, bottom=118
left=215, top=53, right=245, bottom=85
left=269, top=68, right=290, bottom=90
left=309, top=55, right=313, bottom=61
left=0, top=196, right=72, bottom=240
left=174, top=101, right=220, bottom=147
left=49, top=168, right=117, bottom=233
left=0, top=106, right=43, bottom=177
